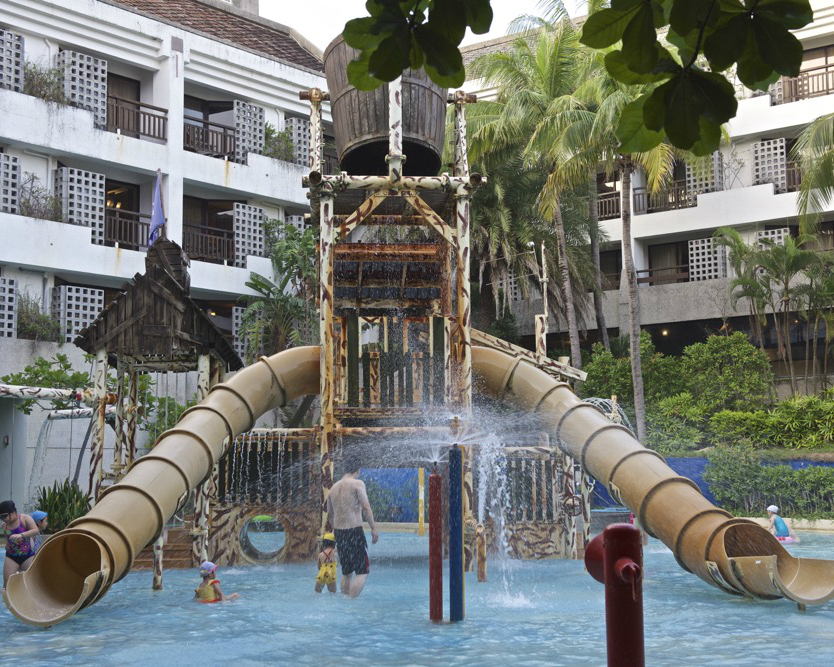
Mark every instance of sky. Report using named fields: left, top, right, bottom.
left=259, top=0, right=584, bottom=52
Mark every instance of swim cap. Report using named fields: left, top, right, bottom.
left=199, top=561, right=217, bottom=576
left=767, top=505, right=779, bottom=514
left=31, top=511, right=48, bottom=523
left=323, top=532, right=335, bottom=542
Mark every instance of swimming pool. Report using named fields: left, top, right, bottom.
left=2, top=532, right=833, bottom=666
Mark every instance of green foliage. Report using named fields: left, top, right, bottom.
left=142, top=395, right=198, bottom=445
left=1, top=354, right=86, bottom=414
left=710, top=393, right=834, bottom=450
left=709, top=409, right=774, bottom=449
left=14, top=292, right=61, bottom=343
left=487, top=312, right=520, bottom=345
left=343, top=0, right=492, bottom=90
left=645, top=392, right=706, bottom=454
left=582, top=331, right=684, bottom=405
left=579, top=1, right=812, bottom=155
left=263, top=122, right=296, bottom=162
left=19, top=172, right=63, bottom=222
left=240, top=224, right=317, bottom=362
left=704, top=446, right=834, bottom=519
left=34, top=479, right=89, bottom=531
left=681, top=332, right=773, bottom=413
left=21, top=61, right=68, bottom=104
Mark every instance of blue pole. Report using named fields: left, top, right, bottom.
left=449, top=445, right=464, bottom=622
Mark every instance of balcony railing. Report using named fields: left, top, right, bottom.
left=636, top=265, right=690, bottom=286
left=776, top=65, right=834, bottom=104
left=106, top=96, right=167, bottom=142
left=597, top=191, right=621, bottom=220
left=183, top=224, right=234, bottom=264
left=602, top=272, right=621, bottom=290
left=105, top=208, right=150, bottom=249
left=183, top=120, right=236, bottom=158
left=634, top=180, right=694, bottom=214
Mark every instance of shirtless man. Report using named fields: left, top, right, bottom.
left=327, top=452, right=379, bottom=597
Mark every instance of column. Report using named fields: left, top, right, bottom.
left=88, top=348, right=108, bottom=505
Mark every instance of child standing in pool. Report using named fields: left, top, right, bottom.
left=193, top=561, right=240, bottom=603
left=315, top=533, right=338, bottom=593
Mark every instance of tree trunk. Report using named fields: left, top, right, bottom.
left=812, top=315, right=820, bottom=393
left=621, top=161, right=647, bottom=441
left=554, top=205, right=582, bottom=371
left=589, top=187, right=610, bottom=350
left=783, top=293, right=798, bottom=394
left=804, top=317, right=811, bottom=394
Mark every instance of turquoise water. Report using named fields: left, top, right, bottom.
left=2, top=532, right=833, bottom=666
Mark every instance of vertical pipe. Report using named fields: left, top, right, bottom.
left=89, top=348, right=107, bottom=505
left=429, top=467, right=443, bottom=622
left=581, top=467, right=593, bottom=554
left=319, top=191, right=336, bottom=530
left=585, top=524, right=645, bottom=667
left=476, top=523, right=487, bottom=582
left=453, top=96, right=471, bottom=412
left=152, top=534, right=163, bottom=590
left=192, top=354, right=212, bottom=565
left=126, top=368, right=138, bottom=468
left=432, top=317, right=444, bottom=405
left=113, top=363, right=125, bottom=478
left=362, top=350, right=371, bottom=407
left=418, top=467, right=425, bottom=537
left=388, top=77, right=403, bottom=183
left=535, top=314, right=547, bottom=358
left=540, top=239, right=549, bottom=339
left=449, top=445, right=464, bottom=622
left=347, top=315, right=359, bottom=406
left=370, top=350, right=380, bottom=404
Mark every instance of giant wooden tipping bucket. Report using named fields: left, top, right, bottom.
left=323, top=36, right=447, bottom=176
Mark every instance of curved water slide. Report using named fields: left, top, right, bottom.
left=3, top=347, right=320, bottom=627
left=5, top=346, right=834, bottom=626
left=473, top=346, right=834, bottom=607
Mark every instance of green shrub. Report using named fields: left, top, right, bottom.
left=19, top=172, right=63, bottom=222
left=487, top=312, right=521, bottom=345
left=14, top=292, right=62, bottom=343
left=0, top=353, right=86, bottom=414
left=646, top=392, right=706, bottom=453
left=769, top=395, right=834, bottom=449
left=263, top=122, right=296, bottom=162
left=681, top=332, right=773, bottom=413
left=34, top=479, right=89, bottom=531
left=704, top=447, right=834, bottom=519
left=581, top=331, right=684, bottom=406
left=21, top=61, right=68, bottom=104
left=709, top=409, right=774, bottom=449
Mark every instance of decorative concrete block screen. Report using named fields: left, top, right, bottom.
left=0, top=152, right=20, bottom=214
left=688, top=237, right=727, bottom=281
left=54, top=167, right=106, bottom=244
left=232, top=305, right=247, bottom=360
left=0, top=277, right=16, bottom=339
left=685, top=152, right=724, bottom=195
left=285, top=116, right=311, bottom=167
left=286, top=214, right=306, bottom=233
left=768, top=79, right=784, bottom=105
left=55, top=50, right=108, bottom=128
left=52, top=285, right=104, bottom=343
left=507, top=273, right=523, bottom=302
left=234, top=100, right=265, bottom=164
left=233, top=203, right=264, bottom=268
left=752, top=138, right=788, bottom=193
left=0, top=29, right=24, bottom=93
left=757, top=227, right=790, bottom=247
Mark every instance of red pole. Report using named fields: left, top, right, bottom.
left=429, top=467, right=443, bottom=622
left=585, top=524, right=644, bottom=667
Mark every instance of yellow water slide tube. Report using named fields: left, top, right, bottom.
left=472, top=346, right=834, bottom=606
left=6, top=345, right=834, bottom=627
left=4, top=347, right=319, bottom=627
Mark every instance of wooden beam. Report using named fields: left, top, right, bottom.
left=338, top=193, right=386, bottom=240
left=404, top=194, right=457, bottom=247
left=471, top=328, right=587, bottom=381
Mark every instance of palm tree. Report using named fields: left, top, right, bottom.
left=239, top=223, right=317, bottom=363
left=794, top=112, right=834, bottom=234
left=715, top=227, right=767, bottom=350
left=466, top=9, right=591, bottom=371
left=753, top=236, right=820, bottom=394
left=551, top=48, right=676, bottom=440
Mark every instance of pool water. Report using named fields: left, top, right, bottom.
left=2, top=532, right=833, bottom=666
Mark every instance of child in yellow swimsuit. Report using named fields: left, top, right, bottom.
left=315, top=533, right=338, bottom=593
left=193, top=561, right=240, bottom=603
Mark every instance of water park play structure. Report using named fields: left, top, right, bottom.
left=5, top=36, right=834, bottom=627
